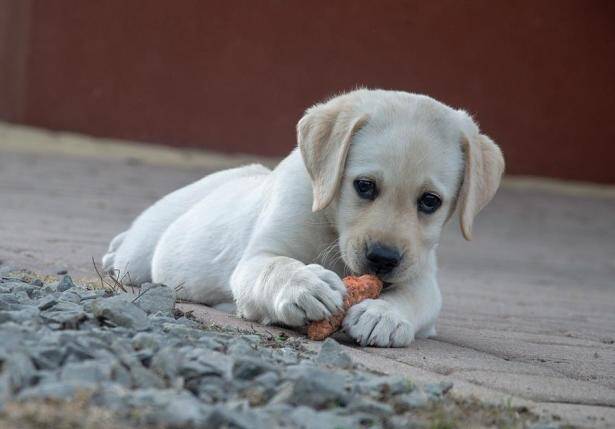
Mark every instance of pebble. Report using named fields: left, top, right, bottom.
left=91, top=295, right=151, bottom=330
left=316, top=338, right=353, bottom=369
left=133, top=283, right=176, bottom=315
left=56, top=275, right=76, bottom=292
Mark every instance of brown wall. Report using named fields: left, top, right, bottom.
left=1, top=0, right=615, bottom=183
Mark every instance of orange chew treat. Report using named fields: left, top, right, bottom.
left=307, top=274, right=383, bottom=341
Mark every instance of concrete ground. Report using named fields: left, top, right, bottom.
left=1, top=122, right=614, bottom=427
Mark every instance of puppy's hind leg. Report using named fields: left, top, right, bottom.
left=102, top=230, right=127, bottom=274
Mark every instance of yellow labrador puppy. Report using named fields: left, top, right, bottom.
left=103, top=89, right=504, bottom=347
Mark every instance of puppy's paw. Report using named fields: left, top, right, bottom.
left=274, top=264, right=346, bottom=327
left=343, top=299, right=414, bottom=347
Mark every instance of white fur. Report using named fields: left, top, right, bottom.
left=103, top=89, right=504, bottom=347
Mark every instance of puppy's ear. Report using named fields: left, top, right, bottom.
left=297, top=100, right=368, bottom=211
left=458, top=126, right=505, bottom=240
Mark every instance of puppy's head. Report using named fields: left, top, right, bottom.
left=298, top=89, right=504, bottom=283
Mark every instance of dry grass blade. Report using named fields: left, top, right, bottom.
left=91, top=257, right=127, bottom=294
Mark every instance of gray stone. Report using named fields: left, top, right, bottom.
left=37, top=295, right=58, bottom=311
left=133, top=283, right=176, bottom=315
left=30, top=278, right=44, bottom=287
left=424, top=381, right=453, bottom=399
left=91, top=295, right=151, bottom=330
left=17, top=381, right=80, bottom=401
left=528, top=422, right=561, bottom=429
left=131, top=365, right=166, bottom=389
left=61, top=360, right=113, bottom=384
left=111, top=361, right=133, bottom=387
left=254, top=371, right=279, bottom=391
left=289, top=406, right=357, bottom=429
left=282, top=365, right=350, bottom=408
left=41, top=301, right=87, bottom=328
left=30, top=346, right=65, bottom=370
left=11, top=283, right=34, bottom=298
left=0, top=294, right=21, bottom=305
left=151, top=395, right=210, bottom=427
left=128, top=389, right=211, bottom=427
left=197, top=376, right=228, bottom=403
left=316, top=338, right=353, bottom=369
left=150, top=347, right=180, bottom=380
left=196, top=334, right=226, bottom=351
left=394, top=389, right=430, bottom=410
left=32, top=369, right=60, bottom=385
left=132, top=332, right=161, bottom=351
left=75, top=289, right=104, bottom=301
left=59, top=290, right=81, bottom=303
left=227, top=337, right=255, bottom=357
left=0, top=307, right=39, bottom=324
left=347, top=397, right=394, bottom=417
left=356, top=374, right=414, bottom=397
left=161, top=323, right=204, bottom=340
left=232, top=356, right=276, bottom=380
left=4, top=352, right=37, bottom=391
left=57, top=275, right=76, bottom=292
left=203, top=405, right=261, bottom=429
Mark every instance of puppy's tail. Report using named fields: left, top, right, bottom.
left=102, top=230, right=127, bottom=274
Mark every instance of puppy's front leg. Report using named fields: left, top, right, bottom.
left=343, top=275, right=441, bottom=347
left=231, top=255, right=346, bottom=327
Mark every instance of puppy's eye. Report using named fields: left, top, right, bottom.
left=353, top=179, right=377, bottom=200
left=417, top=192, right=442, bottom=214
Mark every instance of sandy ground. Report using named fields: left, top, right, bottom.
left=1, top=122, right=614, bottom=427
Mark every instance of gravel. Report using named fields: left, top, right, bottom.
left=0, top=270, right=554, bottom=429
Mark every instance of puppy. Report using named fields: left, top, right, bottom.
left=102, top=89, right=504, bottom=347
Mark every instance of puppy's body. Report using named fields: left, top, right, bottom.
left=103, top=89, right=504, bottom=347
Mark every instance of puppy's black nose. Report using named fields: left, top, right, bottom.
left=366, top=243, right=401, bottom=275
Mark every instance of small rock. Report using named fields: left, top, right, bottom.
left=61, top=360, right=113, bottom=383
left=37, top=295, right=58, bottom=311
left=56, top=270, right=68, bottom=275
left=161, top=323, right=203, bottom=340
left=316, top=338, right=353, bottom=369
left=347, top=397, right=394, bottom=417
left=31, top=278, right=44, bottom=287
left=41, top=301, right=87, bottom=329
left=394, top=389, right=430, bottom=410
left=150, top=347, right=180, bottom=380
left=232, top=357, right=276, bottom=380
left=289, top=406, right=356, bottom=429
left=91, top=296, right=151, bottom=331
left=5, top=352, right=37, bottom=391
left=132, top=332, right=161, bottom=351
left=424, top=381, right=453, bottom=398
left=129, top=389, right=211, bottom=427
left=283, top=365, right=350, bottom=408
left=29, top=346, right=65, bottom=370
left=356, top=374, right=414, bottom=397
left=12, top=283, right=34, bottom=298
left=0, top=307, right=40, bottom=324
left=17, top=381, right=79, bottom=401
left=203, top=405, right=259, bottom=429
left=130, top=365, right=166, bottom=389
left=59, top=290, right=81, bottom=304
left=528, top=422, right=561, bottom=429
left=57, top=275, right=76, bottom=292
left=132, top=283, right=176, bottom=315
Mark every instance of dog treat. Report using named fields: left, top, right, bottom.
left=307, top=274, right=383, bottom=341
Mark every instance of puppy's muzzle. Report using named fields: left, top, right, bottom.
left=365, top=243, right=402, bottom=275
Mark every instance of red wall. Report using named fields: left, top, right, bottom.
left=2, top=0, right=615, bottom=182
